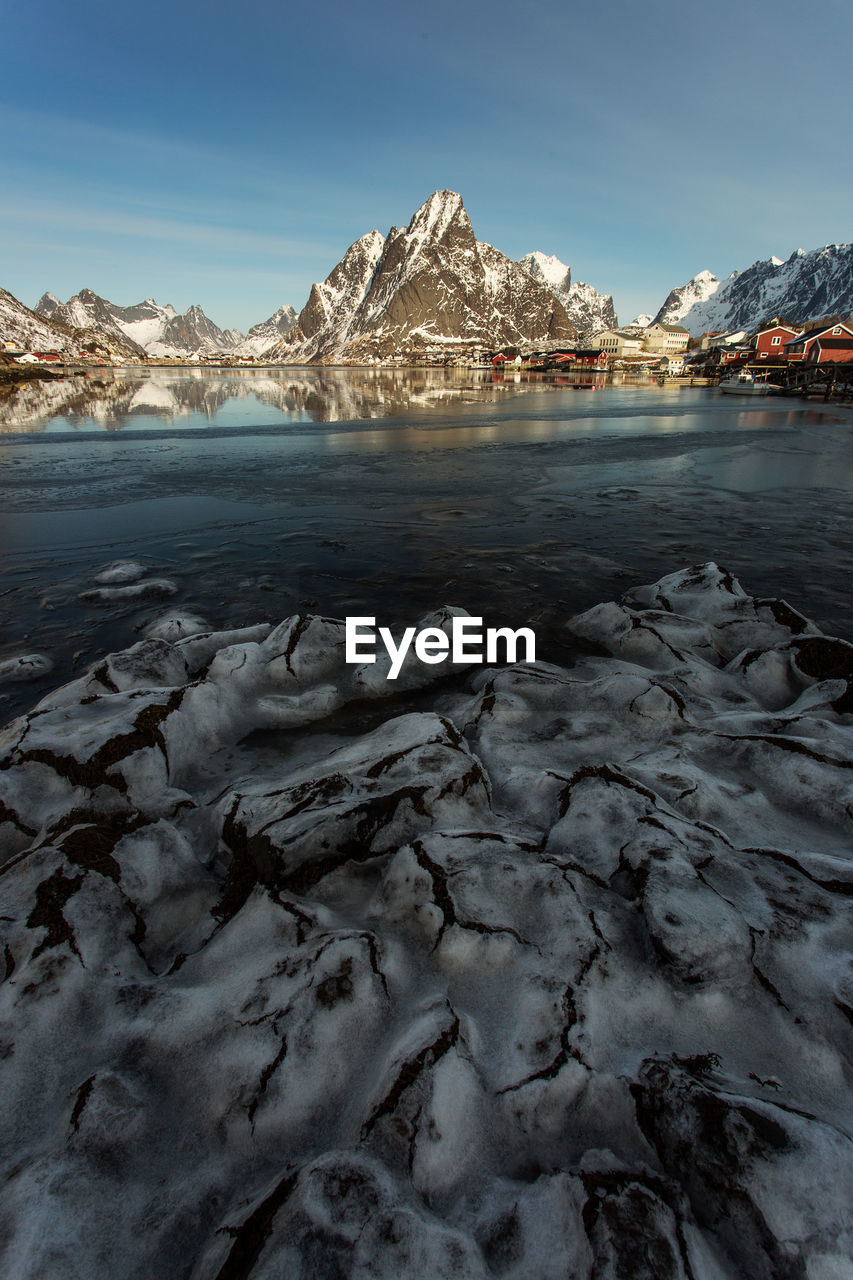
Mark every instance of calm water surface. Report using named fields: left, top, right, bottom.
left=1, top=367, right=852, bottom=719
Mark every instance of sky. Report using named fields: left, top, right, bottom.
left=2, top=0, right=851, bottom=331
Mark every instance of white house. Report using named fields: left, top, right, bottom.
left=643, top=323, right=690, bottom=355
left=594, top=328, right=646, bottom=357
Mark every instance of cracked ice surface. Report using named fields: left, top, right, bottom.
left=0, top=565, right=852, bottom=1279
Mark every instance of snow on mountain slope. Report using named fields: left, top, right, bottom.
left=237, top=304, right=298, bottom=358
left=277, top=192, right=575, bottom=363
left=653, top=270, right=721, bottom=331
left=518, top=251, right=617, bottom=337
left=518, top=250, right=572, bottom=296
left=2, top=288, right=76, bottom=351
left=2, top=286, right=140, bottom=359
left=33, top=291, right=61, bottom=322
left=655, top=245, right=853, bottom=336
left=269, top=231, right=386, bottom=362
left=35, top=290, right=243, bottom=357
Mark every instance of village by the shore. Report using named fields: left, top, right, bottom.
left=5, top=314, right=853, bottom=383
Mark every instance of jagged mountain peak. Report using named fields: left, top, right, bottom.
left=653, top=270, right=722, bottom=329
left=518, top=251, right=572, bottom=294
left=273, top=192, right=576, bottom=363
left=34, top=291, right=60, bottom=318
left=2, top=285, right=78, bottom=352
left=407, top=189, right=470, bottom=241
left=655, top=242, right=853, bottom=336
left=33, top=289, right=238, bottom=357
left=518, top=250, right=616, bottom=340
left=236, top=301, right=299, bottom=357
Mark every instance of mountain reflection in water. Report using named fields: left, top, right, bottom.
left=2, top=371, right=852, bottom=728
left=0, top=366, right=607, bottom=433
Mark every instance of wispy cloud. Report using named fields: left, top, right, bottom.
left=0, top=199, right=330, bottom=259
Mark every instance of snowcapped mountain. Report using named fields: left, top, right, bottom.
left=517, top=251, right=572, bottom=297
left=274, top=191, right=576, bottom=363
left=2, top=286, right=139, bottom=359
left=652, top=270, right=720, bottom=332
left=34, top=291, right=61, bottom=321
left=35, top=289, right=244, bottom=357
left=155, top=302, right=242, bottom=357
left=3, top=287, right=76, bottom=352
left=517, top=251, right=617, bottom=337
left=237, top=303, right=298, bottom=357
left=630, top=314, right=654, bottom=328
left=654, top=245, right=853, bottom=336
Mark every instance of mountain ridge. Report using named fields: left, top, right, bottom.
left=2, top=286, right=142, bottom=360
left=35, top=289, right=245, bottom=358
left=517, top=251, right=617, bottom=337
left=654, top=245, right=853, bottom=335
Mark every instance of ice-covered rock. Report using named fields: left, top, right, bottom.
left=143, top=609, right=210, bottom=642
left=94, top=560, right=147, bottom=585
left=0, top=653, right=53, bottom=683
left=81, top=578, right=179, bottom=603
left=0, top=564, right=851, bottom=1278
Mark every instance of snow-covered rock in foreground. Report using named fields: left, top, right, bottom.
left=0, top=566, right=852, bottom=1279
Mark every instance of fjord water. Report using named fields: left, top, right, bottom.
left=1, top=366, right=852, bottom=718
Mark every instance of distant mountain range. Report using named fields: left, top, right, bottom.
left=35, top=290, right=248, bottom=358
left=654, top=244, right=853, bottom=335
left=2, top=193, right=851, bottom=362
left=1, top=286, right=142, bottom=360
left=16, top=192, right=615, bottom=363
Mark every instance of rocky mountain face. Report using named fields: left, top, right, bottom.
left=517, top=251, right=617, bottom=338
left=275, top=192, right=576, bottom=362
left=2, top=287, right=141, bottom=359
left=33, top=291, right=61, bottom=321
left=2, top=287, right=76, bottom=352
left=35, top=289, right=243, bottom=357
left=655, top=244, right=853, bottom=336
left=652, top=270, right=720, bottom=332
left=237, top=303, right=298, bottom=357
left=0, top=563, right=852, bottom=1277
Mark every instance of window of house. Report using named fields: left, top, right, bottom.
left=833, top=327, right=842, bottom=335
left=771, top=336, right=780, bottom=345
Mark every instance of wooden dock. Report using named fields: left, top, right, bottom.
left=783, top=361, right=853, bottom=403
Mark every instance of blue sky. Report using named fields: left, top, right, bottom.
left=2, top=0, right=851, bottom=330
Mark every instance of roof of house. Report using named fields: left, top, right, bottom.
left=784, top=322, right=853, bottom=346
left=651, top=323, right=689, bottom=334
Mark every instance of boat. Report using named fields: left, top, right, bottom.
left=718, top=370, right=779, bottom=396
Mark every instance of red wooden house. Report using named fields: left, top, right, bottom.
left=784, top=322, right=853, bottom=363
left=719, top=345, right=752, bottom=366
left=752, top=324, right=800, bottom=361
